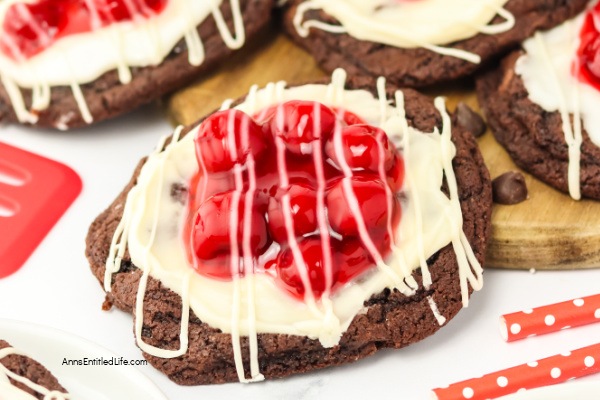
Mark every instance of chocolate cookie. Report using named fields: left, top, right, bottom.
left=0, top=0, right=274, bottom=130
left=85, top=74, right=492, bottom=384
left=0, top=340, right=68, bottom=399
left=477, top=51, right=600, bottom=200
left=282, top=0, right=587, bottom=88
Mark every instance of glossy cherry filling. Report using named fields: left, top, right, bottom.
left=0, top=0, right=168, bottom=60
left=575, top=2, right=600, bottom=91
left=186, top=101, right=405, bottom=300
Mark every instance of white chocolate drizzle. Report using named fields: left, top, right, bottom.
left=332, top=73, right=412, bottom=296
left=293, top=0, right=515, bottom=63
left=533, top=32, right=582, bottom=200
left=434, top=96, right=483, bottom=306
left=226, top=107, right=263, bottom=382
left=395, top=89, right=431, bottom=290
left=105, top=69, right=483, bottom=382
left=0, top=0, right=246, bottom=127
left=134, top=126, right=191, bottom=358
left=427, top=295, right=447, bottom=326
left=0, top=347, right=70, bottom=400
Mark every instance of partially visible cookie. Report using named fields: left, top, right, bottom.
left=0, top=0, right=274, bottom=130
left=282, top=0, right=588, bottom=87
left=477, top=3, right=600, bottom=200
left=86, top=72, right=492, bottom=384
left=0, top=340, right=68, bottom=399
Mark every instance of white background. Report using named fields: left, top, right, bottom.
left=0, top=105, right=599, bottom=399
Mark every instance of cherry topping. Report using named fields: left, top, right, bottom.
left=270, top=101, right=337, bottom=155
left=326, top=175, right=392, bottom=238
left=325, top=124, right=395, bottom=172
left=386, top=153, right=405, bottom=192
left=195, top=110, right=267, bottom=173
left=334, top=239, right=376, bottom=285
left=276, top=237, right=337, bottom=298
left=576, top=2, right=600, bottom=90
left=188, top=101, right=405, bottom=300
left=267, top=183, right=318, bottom=243
left=0, top=0, right=168, bottom=60
left=192, top=191, right=271, bottom=274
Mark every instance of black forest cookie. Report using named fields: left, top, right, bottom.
left=282, top=0, right=588, bottom=87
left=477, top=1, right=600, bottom=200
left=0, top=340, right=69, bottom=399
left=0, top=0, right=274, bottom=129
left=86, top=70, right=492, bottom=384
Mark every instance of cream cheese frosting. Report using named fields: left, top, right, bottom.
left=515, top=1, right=600, bottom=200
left=105, top=69, right=483, bottom=382
left=293, top=0, right=514, bottom=63
left=0, top=0, right=244, bottom=125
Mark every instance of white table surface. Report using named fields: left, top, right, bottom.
left=1, top=105, right=599, bottom=400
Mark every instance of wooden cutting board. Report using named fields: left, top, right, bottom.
left=167, top=31, right=600, bottom=270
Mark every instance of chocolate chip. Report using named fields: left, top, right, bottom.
left=455, top=102, right=487, bottom=138
left=492, top=172, right=528, bottom=205
left=170, top=183, right=188, bottom=204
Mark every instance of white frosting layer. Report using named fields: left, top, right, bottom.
left=516, top=12, right=600, bottom=147
left=116, top=80, right=475, bottom=347
left=0, top=0, right=242, bottom=87
left=293, top=0, right=514, bottom=63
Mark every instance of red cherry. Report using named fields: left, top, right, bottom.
left=0, top=0, right=167, bottom=60
left=258, top=106, right=364, bottom=127
left=270, top=101, right=337, bottom=155
left=267, top=183, right=318, bottom=243
left=326, top=175, right=390, bottom=237
left=186, top=101, right=405, bottom=296
left=276, top=237, right=338, bottom=298
left=325, top=124, right=395, bottom=173
left=195, top=109, right=267, bottom=173
left=192, top=191, right=271, bottom=270
left=334, top=239, right=378, bottom=285
left=337, top=109, right=366, bottom=126
left=386, top=153, right=405, bottom=192
left=581, top=32, right=600, bottom=80
left=576, top=4, right=600, bottom=90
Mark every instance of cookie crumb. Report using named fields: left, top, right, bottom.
left=102, top=296, right=113, bottom=311
left=492, top=171, right=528, bottom=205
left=455, top=102, right=487, bottom=138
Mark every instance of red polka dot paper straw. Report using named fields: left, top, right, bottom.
left=431, top=343, right=600, bottom=400
left=499, top=293, right=600, bottom=342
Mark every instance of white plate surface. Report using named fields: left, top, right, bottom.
left=0, top=318, right=167, bottom=400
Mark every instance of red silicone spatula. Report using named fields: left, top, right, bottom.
left=0, top=141, right=82, bottom=278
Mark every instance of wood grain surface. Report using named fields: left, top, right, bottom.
left=167, top=30, right=600, bottom=270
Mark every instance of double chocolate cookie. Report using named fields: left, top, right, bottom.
left=0, top=0, right=274, bottom=130
left=477, top=3, right=600, bottom=201
left=86, top=74, right=492, bottom=384
left=0, top=340, right=68, bottom=399
left=282, top=0, right=588, bottom=87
